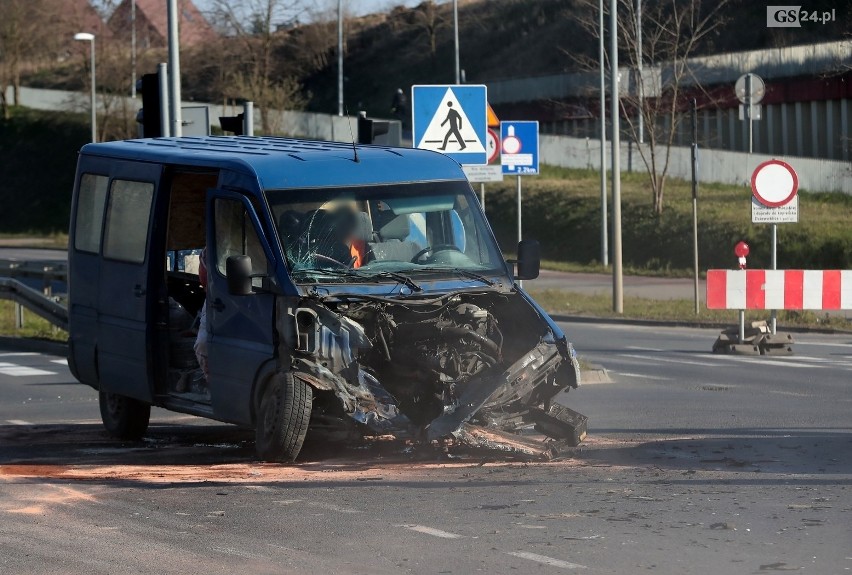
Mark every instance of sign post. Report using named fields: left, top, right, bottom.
left=751, top=159, right=799, bottom=334
left=735, top=73, right=765, bottom=154
left=501, top=121, right=539, bottom=287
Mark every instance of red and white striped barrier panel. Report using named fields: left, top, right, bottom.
left=706, top=269, right=852, bottom=310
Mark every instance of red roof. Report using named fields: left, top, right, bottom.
left=108, top=0, right=216, bottom=48
left=65, top=0, right=109, bottom=37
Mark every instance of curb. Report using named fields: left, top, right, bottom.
left=0, top=336, right=68, bottom=357
left=549, top=313, right=852, bottom=335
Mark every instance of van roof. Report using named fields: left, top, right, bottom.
left=81, top=136, right=467, bottom=189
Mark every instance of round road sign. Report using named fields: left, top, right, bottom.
left=751, top=159, right=798, bottom=208
left=735, top=73, right=765, bottom=104
left=502, top=125, right=521, bottom=155
left=486, top=128, right=499, bottom=164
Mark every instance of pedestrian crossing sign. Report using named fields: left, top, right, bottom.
left=412, top=85, right=487, bottom=165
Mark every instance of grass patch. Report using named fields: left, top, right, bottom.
left=527, top=289, right=852, bottom=330
left=484, top=167, right=852, bottom=273
left=0, top=301, right=68, bottom=341
left=0, top=232, right=69, bottom=249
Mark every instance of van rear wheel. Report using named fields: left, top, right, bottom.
left=255, top=372, right=312, bottom=462
left=99, top=391, right=151, bottom=440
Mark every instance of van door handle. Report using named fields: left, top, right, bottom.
left=133, top=285, right=146, bottom=297
left=211, top=298, right=226, bottom=312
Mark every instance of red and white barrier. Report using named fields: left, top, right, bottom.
left=706, top=269, right=852, bottom=310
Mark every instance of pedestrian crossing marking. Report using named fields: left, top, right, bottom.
left=0, top=362, right=56, bottom=377
left=417, top=88, right=486, bottom=154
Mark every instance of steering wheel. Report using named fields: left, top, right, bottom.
left=313, top=253, right=356, bottom=269
left=411, top=244, right=462, bottom=263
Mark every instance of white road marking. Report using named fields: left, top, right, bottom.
left=209, top=546, right=269, bottom=561
left=6, top=420, right=32, bottom=425
left=507, top=551, right=587, bottom=570
left=625, top=346, right=665, bottom=352
left=619, top=354, right=717, bottom=367
left=796, top=341, right=852, bottom=348
left=399, top=524, right=464, bottom=539
left=711, top=355, right=830, bottom=369
left=307, top=501, right=362, bottom=514
left=51, top=358, right=68, bottom=365
left=0, top=352, right=39, bottom=357
left=272, top=499, right=361, bottom=513
left=610, top=371, right=673, bottom=381
left=0, top=363, right=56, bottom=376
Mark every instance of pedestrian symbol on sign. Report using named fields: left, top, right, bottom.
left=439, top=102, right=465, bottom=151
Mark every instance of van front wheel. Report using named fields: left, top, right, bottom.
left=255, top=372, right=312, bottom=462
left=99, top=391, right=151, bottom=440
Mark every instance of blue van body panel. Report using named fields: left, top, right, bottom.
left=70, top=136, right=584, bottom=458
left=80, top=136, right=495, bottom=299
left=81, top=137, right=467, bottom=189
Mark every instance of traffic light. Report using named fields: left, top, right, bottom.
left=357, top=113, right=386, bottom=144
left=219, top=113, right=245, bottom=136
left=137, top=72, right=163, bottom=138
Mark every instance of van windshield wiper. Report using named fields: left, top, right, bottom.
left=291, top=268, right=364, bottom=282
left=413, top=267, right=497, bottom=286
left=363, top=271, right=422, bottom=292
left=292, top=268, right=422, bottom=292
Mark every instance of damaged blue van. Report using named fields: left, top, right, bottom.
left=67, top=136, right=585, bottom=462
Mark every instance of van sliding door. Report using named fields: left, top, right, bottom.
left=97, top=162, right=162, bottom=403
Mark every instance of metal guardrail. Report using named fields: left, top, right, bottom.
left=0, top=259, right=67, bottom=296
left=0, top=277, right=68, bottom=332
left=0, top=259, right=69, bottom=332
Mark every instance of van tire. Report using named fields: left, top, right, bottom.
left=255, top=372, right=312, bottom=462
left=99, top=391, right=151, bottom=440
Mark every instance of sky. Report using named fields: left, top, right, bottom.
left=192, top=0, right=433, bottom=21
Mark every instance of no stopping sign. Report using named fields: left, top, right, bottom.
left=751, top=159, right=798, bottom=208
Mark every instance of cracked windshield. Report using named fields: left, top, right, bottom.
left=268, top=181, right=504, bottom=285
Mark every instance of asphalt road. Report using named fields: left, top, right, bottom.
left=1, top=323, right=851, bottom=575
left=0, top=247, right=67, bottom=262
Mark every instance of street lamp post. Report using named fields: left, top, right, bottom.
left=337, top=0, right=343, bottom=116
left=453, top=0, right=460, bottom=84
left=74, top=32, right=96, bottom=143
left=131, top=0, right=137, bottom=99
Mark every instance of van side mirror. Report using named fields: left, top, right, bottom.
left=515, top=240, right=540, bottom=280
left=226, top=255, right=253, bottom=295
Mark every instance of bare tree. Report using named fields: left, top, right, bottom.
left=209, top=0, right=306, bottom=134
left=0, top=0, right=57, bottom=119
left=578, top=0, right=730, bottom=214
left=414, top=1, right=446, bottom=58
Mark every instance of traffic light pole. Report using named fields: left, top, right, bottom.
left=167, top=0, right=182, bottom=137
left=610, top=0, right=624, bottom=314
left=157, top=63, right=170, bottom=137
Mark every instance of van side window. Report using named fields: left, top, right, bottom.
left=103, top=179, right=155, bottom=263
left=214, top=198, right=268, bottom=288
left=74, top=174, right=109, bottom=253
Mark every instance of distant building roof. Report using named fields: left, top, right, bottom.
left=108, top=0, right=216, bottom=49
left=66, top=0, right=109, bottom=37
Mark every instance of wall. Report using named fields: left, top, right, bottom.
left=541, top=134, right=852, bottom=194
left=9, top=86, right=851, bottom=194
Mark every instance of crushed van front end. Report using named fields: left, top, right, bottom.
left=276, top=289, right=586, bottom=459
